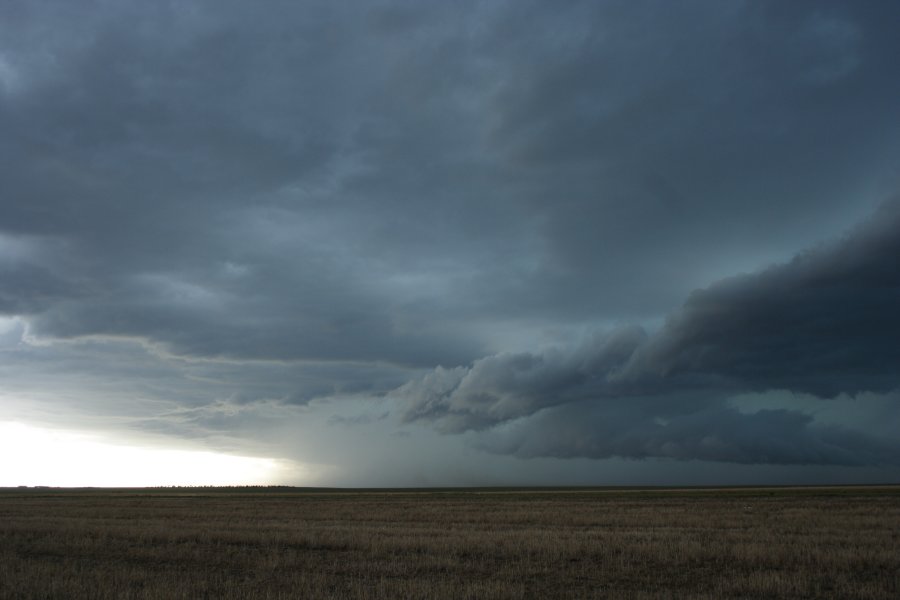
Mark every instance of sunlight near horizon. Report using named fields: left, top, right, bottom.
left=0, top=422, right=294, bottom=487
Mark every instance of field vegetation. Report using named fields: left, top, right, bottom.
left=1, top=486, right=899, bottom=599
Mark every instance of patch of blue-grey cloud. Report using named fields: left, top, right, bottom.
left=1, top=0, right=899, bottom=484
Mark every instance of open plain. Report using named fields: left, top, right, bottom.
left=1, top=486, right=898, bottom=599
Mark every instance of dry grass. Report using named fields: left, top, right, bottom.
left=1, top=486, right=899, bottom=599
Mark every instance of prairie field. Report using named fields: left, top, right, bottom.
left=1, top=486, right=898, bottom=599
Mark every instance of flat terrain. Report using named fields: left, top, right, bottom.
left=1, top=486, right=899, bottom=599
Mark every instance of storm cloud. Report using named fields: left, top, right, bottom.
left=626, top=199, right=900, bottom=398
left=2, top=0, right=900, bottom=484
left=399, top=199, right=900, bottom=464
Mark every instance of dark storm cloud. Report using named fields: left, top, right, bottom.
left=399, top=198, right=900, bottom=464
left=623, top=199, right=900, bottom=398
left=2, top=0, right=899, bottom=369
left=2, top=1, right=900, bottom=481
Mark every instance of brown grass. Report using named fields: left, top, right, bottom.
left=1, top=486, right=899, bottom=599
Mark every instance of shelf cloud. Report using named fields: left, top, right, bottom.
left=398, top=200, right=900, bottom=464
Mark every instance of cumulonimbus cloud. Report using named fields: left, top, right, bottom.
left=397, top=198, right=900, bottom=464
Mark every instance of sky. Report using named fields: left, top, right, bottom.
left=1, top=0, right=899, bottom=487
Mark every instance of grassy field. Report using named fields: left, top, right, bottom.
left=1, top=486, right=899, bottom=599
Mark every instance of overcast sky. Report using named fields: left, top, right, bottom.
left=2, top=0, right=899, bottom=487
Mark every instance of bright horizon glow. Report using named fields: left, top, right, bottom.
left=0, top=422, right=298, bottom=487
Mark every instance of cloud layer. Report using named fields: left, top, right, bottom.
left=398, top=199, right=900, bottom=464
left=2, top=0, right=900, bottom=482
left=3, top=1, right=899, bottom=367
